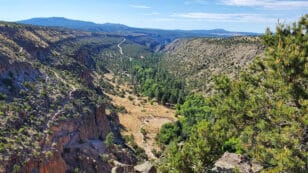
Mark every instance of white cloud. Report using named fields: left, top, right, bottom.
left=172, top=12, right=243, bottom=20
left=129, top=4, right=151, bottom=9
left=154, top=18, right=176, bottom=22
left=222, top=0, right=308, bottom=9
left=144, top=12, right=160, bottom=16
left=171, top=12, right=283, bottom=23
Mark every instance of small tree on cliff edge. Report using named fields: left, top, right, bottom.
left=105, top=132, right=114, bottom=148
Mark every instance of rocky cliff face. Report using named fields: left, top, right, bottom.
left=22, top=104, right=136, bottom=173
left=0, top=57, right=41, bottom=94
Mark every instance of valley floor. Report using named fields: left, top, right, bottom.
left=103, top=72, right=176, bottom=159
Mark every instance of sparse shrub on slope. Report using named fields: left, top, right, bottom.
left=163, top=36, right=263, bottom=94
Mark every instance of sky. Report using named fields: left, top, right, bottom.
left=0, top=0, right=307, bottom=33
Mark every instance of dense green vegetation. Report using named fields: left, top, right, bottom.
left=132, top=64, right=186, bottom=105
left=157, top=15, right=308, bottom=172
left=119, top=56, right=187, bottom=106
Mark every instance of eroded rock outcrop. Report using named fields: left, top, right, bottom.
left=23, top=152, right=66, bottom=173
left=134, top=161, right=156, bottom=173
left=0, top=56, right=41, bottom=94
left=211, top=152, right=263, bottom=173
left=22, top=104, right=136, bottom=173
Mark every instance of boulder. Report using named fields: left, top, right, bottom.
left=134, top=161, right=156, bottom=173
left=211, top=152, right=262, bottom=173
left=111, top=160, right=134, bottom=173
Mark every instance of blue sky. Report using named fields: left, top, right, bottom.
left=0, top=0, right=307, bottom=32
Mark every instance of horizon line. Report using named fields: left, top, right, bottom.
left=12, top=16, right=263, bottom=34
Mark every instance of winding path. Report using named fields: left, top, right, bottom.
left=41, top=70, right=77, bottom=153
left=52, top=70, right=77, bottom=91
left=117, top=38, right=126, bottom=55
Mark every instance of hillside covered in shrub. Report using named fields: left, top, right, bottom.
left=157, top=15, right=308, bottom=173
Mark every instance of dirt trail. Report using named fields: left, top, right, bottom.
left=104, top=72, right=176, bottom=159
left=52, top=70, right=77, bottom=91
left=117, top=38, right=126, bottom=55
left=41, top=70, right=78, bottom=153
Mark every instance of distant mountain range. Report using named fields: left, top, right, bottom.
left=17, top=17, right=260, bottom=51
left=18, top=17, right=130, bottom=33
left=18, top=17, right=260, bottom=37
